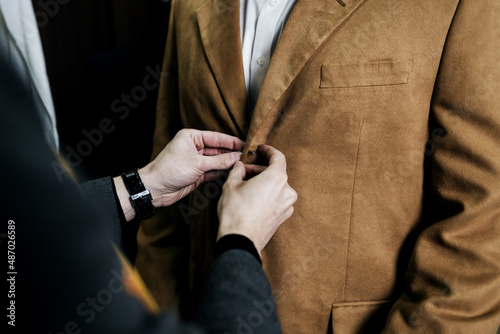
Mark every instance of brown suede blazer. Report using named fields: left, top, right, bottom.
left=135, top=0, right=500, bottom=332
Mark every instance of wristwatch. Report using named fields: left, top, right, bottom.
left=120, top=169, right=156, bottom=220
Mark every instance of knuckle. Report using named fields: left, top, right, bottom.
left=178, top=128, right=189, bottom=136
left=274, top=149, right=286, bottom=161
left=270, top=171, right=287, bottom=184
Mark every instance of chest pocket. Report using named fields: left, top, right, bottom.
left=320, top=60, right=414, bottom=88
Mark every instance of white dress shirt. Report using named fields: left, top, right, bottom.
left=0, top=0, right=59, bottom=150
left=240, top=0, right=297, bottom=114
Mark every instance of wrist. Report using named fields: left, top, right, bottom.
left=217, top=221, right=261, bottom=257
left=137, top=167, right=168, bottom=208
left=215, top=234, right=262, bottom=264
left=115, top=167, right=166, bottom=221
left=118, top=168, right=157, bottom=220
left=113, top=176, right=136, bottom=222
left=138, top=165, right=180, bottom=208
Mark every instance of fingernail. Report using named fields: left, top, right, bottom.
left=234, top=161, right=243, bottom=168
left=232, top=151, right=242, bottom=162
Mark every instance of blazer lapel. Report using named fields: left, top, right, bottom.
left=245, top=0, right=371, bottom=152
left=196, top=0, right=249, bottom=137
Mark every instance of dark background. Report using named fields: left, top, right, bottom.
left=33, top=0, right=171, bottom=181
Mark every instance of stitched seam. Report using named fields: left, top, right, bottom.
left=342, top=121, right=364, bottom=302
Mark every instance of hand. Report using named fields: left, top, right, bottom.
left=115, top=129, right=244, bottom=221
left=141, top=128, right=244, bottom=206
left=216, top=145, right=298, bottom=256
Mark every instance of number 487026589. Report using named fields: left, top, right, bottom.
left=7, top=220, right=15, bottom=271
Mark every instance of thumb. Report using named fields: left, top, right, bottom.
left=227, top=161, right=246, bottom=183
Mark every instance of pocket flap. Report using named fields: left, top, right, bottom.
left=320, top=61, right=414, bottom=88
left=329, top=300, right=394, bottom=333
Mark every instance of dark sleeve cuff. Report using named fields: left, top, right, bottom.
left=80, top=176, right=124, bottom=244
left=215, top=234, right=262, bottom=265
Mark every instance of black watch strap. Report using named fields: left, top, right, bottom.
left=121, top=169, right=156, bottom=220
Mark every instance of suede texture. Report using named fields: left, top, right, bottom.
left=135, top=0, right=500, bottom=333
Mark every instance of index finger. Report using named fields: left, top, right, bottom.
left=258, top=145, right=287, bottom=172
left=195, top=131, right=245, bottom=151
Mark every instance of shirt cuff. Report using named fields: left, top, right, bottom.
left=215, top=234, right=262, bottom=265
